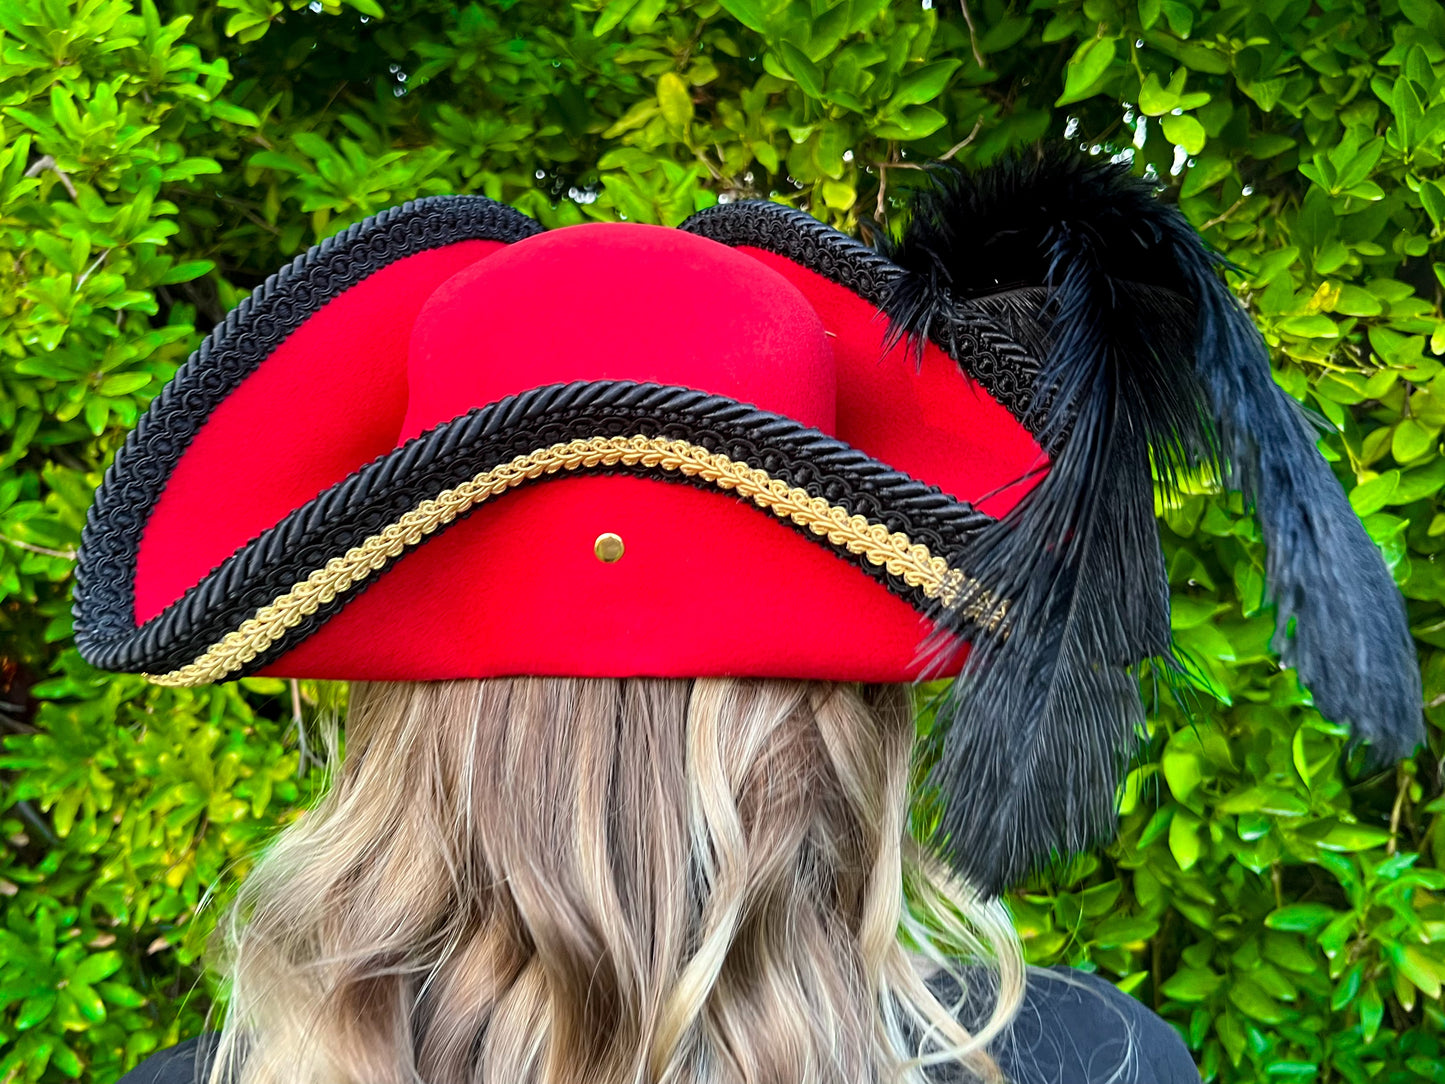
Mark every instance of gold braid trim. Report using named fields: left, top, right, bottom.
left=147, top=435, right=1004, bottom=686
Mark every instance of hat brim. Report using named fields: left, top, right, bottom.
left=80, top=378, right=1009, bottom=685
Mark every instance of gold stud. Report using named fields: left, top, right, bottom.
left=594, top=532, right=625, bottom=563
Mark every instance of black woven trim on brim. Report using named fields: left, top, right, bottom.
left=76, top=381, right=995, bottom=678
left=74, top=195, right=543, bottom=640
left=680, top=201, right=1042, bottom=419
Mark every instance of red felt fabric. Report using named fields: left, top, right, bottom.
left=260, top=474, right=945, bottom=681
left=399, top=223, right=834, bottom=441
left=733, top=248, right=1046, bottom=519
left=134, top=241, right=507, bottom=624
left=133, top=219, right=1049, bottom=683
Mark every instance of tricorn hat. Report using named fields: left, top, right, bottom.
left=74, top=148, right=1423, bottom=893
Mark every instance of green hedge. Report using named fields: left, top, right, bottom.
left=2, top=0, right=1444, bottom=1079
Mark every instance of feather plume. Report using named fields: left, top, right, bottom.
left=882, top=147, right=1422, bottom=895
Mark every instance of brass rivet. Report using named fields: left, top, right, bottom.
left=594, top=532, right=625, bottom=563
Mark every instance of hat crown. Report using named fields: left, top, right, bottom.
left=399, top=222, right=836, bottom=443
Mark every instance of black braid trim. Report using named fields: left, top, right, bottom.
left=74, top=195, right=543, bottom=641
left=75, top=381, right=994, bottom=678
left=680, top=201, right=1042, bottom=419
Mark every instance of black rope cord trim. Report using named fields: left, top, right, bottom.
left=76, top=382, right=995, bottom=678
left=74, top=195, right=544, bottom=639
left=680, top=201, right=1042, bottom=419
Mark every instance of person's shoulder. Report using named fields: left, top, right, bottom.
left=115, top=1035, right=219, bottom=1084
left=114, top=973, right=1197, bottom=1084
left=994, top=966, right=1200, bottom=1084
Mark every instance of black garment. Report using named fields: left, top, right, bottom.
left=117, top=967, right=1198, bottom=1084
left=980, top=968, right=1200, bottom=1083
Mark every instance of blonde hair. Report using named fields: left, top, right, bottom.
left=210, top=678, right=1025, bottom=1084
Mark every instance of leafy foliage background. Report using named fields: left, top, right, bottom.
left=1, top=0, right=1444, bottom=1080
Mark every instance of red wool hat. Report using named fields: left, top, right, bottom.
left=75, top=150, right=1421, bottom=891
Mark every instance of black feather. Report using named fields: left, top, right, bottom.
left=881, top=147, right=1423, bottom=895
left=1167, top=232, right=1423, bottom=761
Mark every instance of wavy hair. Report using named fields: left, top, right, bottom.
left=209, top=678, right=1025, bottom=1084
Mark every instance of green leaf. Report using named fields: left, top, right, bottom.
left=1331, top=962, right=1364, bottom=1008
left=1360, top=981, right=1384, bottom=1042
left=873, top=106, right=946, bottom=140
left=890, top=60, right=960, bottom=108
left=73, top=950, right=122, bottom=985
left=1398, top=945, right=1445, bottom=998
left=1420, top=181, right=1445, bottom=229
left=1160, top=966, right=1223, bottom=1001
left=1399, top=0, right=1444, bottom=26
left=1161, top=746, right=1203, bottom=802
left=1169, top=597, right=1220, bottom=629
left=717, top=0, right=770, bottom=33
left=1056, top=36, right=1117, bottom=106
left=1181, top=155, right=1232, bottom=198
left=1349, top=470, right=1399, bottom=515
left=1314, top=238, right=1350, bottom=274
left=1334, top=285, right=1383, bottom=316
left=1392, top=418, right=1438, bottom=463
left=656, top=72, right=694, bottom=129
left=98, top=373, right=152, bottom=397
left=1227, top=979, right=1287, bottom=1023
left=1262, top=1061, right=1318, bottom=1079
left=1041, top=11, right=1080, bottom=42
left=1395, top=458, right=1445, bottom=501
left=1161, top=113, right=1206, bottom=154
left=159, top=259, right=216, bottom=285
left=1265, top=903, right=1339, bottom=933
left=67, top=979, right=106, bottom=1022
left=1217, top=786, right=1309, bottom=817
left=1241, top=77, right=1287, bottom=112
left=818, top=179, right=855, bottom=211
left=977, top=16, right=1030, bottom=54
left=1317, top=822, right=1392, bottom=852
left=1169, top=809, right=1203, bottom=870
left=224, top=2, right=279, bottom=41
left=209, top=99, right=261, bottom=126
left=83, top=396, right=111, bottom=435
left=16, top=990, right=56, bottom=1030
left=96, top=980, right=147, bottom=1008
left=1138, top=72, right=1178, bottom=117
left=1283, top=313, right=1335, bottom=339
left=1160, top=0, right=1194, bottom=35
left=592, top=0, right=640, bottom=35
left=1090, top=914, right=1159, bottom=945
left=778, top=41, right=825, bottom=98
left=51, top=1044, right=81, bottom=1079
left=1216, top=1010, right=1246, bottom=1065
